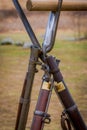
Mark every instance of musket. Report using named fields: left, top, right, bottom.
left=13, top=0, right=87, bottom=130
left=15, top=46, right=40, bottom=130
left=46, top=56, right=87, bottom=130
left=26, top=0, right=87, bottom=11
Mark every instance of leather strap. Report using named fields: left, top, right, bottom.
left=61, top=112, right=72, bottom=130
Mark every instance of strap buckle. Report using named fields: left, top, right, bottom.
left=61, top=111, right=72, bottom=130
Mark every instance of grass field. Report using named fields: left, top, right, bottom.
left=0, top=34, right=87, bottom=130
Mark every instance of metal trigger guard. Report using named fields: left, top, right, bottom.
left=13, top=0, right=62, bottom=54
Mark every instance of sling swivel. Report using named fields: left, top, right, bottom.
left=34, top=110, right=51, bottom=124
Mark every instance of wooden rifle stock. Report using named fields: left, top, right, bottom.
left=15, top=72, right=28, bottom=130
left=26, top=0, right=87, bottom=11
left=30, top=72, right=52, bottom=130
left=15, top=46, right=39, bottom=130
left=31, top=88, right=51, bottom=130
left=46, top=56, right=87, bottom=130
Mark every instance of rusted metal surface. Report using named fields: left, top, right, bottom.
left=26, top=0, right=87, bottom=11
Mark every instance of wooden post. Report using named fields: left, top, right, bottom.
left=26, top=0, right=87, bottom=11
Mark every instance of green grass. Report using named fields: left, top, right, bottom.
left=0, top=45, right=29, bottom=56
left=0, top=33, right=87, bottom=130
left=0, top=32, right=30, bottom=43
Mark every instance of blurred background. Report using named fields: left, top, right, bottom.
left=0, top=0, right=87, bottom=39
left=0, top=1, right=87, bottom=130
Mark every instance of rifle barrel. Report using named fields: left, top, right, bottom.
left=26, top=0, right=87, bottom=11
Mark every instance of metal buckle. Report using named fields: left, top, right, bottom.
left=61, top=111, right=72, bottom=130
left=34, top=110, right=51, bottom=124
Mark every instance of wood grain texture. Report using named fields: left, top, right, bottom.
left=26, top=0, right=87, bottom=11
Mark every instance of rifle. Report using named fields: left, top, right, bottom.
left=13, top=0, right=87, bottom=130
